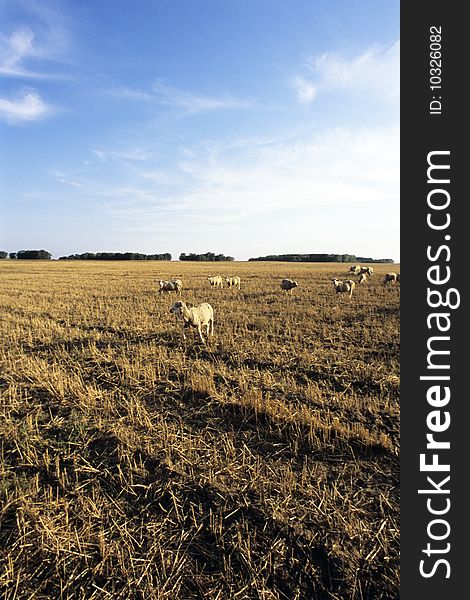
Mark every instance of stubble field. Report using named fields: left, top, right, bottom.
left=0, top=260, right=400, bottom=599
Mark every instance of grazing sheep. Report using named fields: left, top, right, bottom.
left=159, top=279, right=182, bottom=295
left=357, top=272, right=367, bottom=284
left=208, top=275, right=224, bottom=288
left=396, top=273, right=400, bottom=283
left=359, top=266, right=374, bottom=276
left=225, top=276, right=241, bottom=289
left=281, top=279, right=298, bottom=293
left=332, top=278, right=356, bottom=298
left=383, top=272, right=397, bottom=285
left=349, top=265, right=361, bottom=275
left=170, top=301, right=214, bottom=343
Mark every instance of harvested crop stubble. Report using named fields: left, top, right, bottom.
left=0, top=260, right=400, bottom=599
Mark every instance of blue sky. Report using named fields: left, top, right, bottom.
left=0, top=0, right=399, bottom=261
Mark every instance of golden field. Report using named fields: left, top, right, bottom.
left=0, top=260, right=400, bottom=599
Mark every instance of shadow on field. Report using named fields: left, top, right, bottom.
left=145, top=375, right=394, bottom=466
left=1, top=396, right=392, bottom=599
left=175, top=344, right=398, bottom=400
left=18, top=323, right=183, bottom=357
left=4, top=421, right=347, bottom=597
left=374, top=305, right=400, bottom=317
left=77, top=431, right=347, bottom=599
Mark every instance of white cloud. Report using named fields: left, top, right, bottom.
left=48, top=125, right=399, bottom=259
left=0, top=0, right=73, bottom=83
left=293, top=40, right=399, bottom=104
left=292, top=76, right=316, bottom=104
left=0, top=19, right=70, bottom=79
left=0, top=89, right=51, bottom=123
left=0, top=3, right=72, bottom=125
left=58, top=126, right=397, bottom=228
left=174, top=126, right=399, bottom=217
left=0, top=27, right=37, bottom=76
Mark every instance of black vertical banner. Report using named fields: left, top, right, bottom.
left=401, top=3, right=467, bottom=598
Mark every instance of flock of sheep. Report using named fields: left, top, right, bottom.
left=283, top=266, right=401, bottom=304
left=346, top=265, right=400, bottom=289
left=159, top=265, right=400, bottom=344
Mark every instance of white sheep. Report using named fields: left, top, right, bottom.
left=349, top=265, right=361, bottom=275
left=383, top=272, right=397, bottom=285
left=159, top=279, right=182, bottom=294
left=332, top=278, right=355, bottom=298
left=281, top=279, right=298, bottom=293
left=357, top=272, right=367, bottom=284
left=170, top=301, right=214, bottom=343
left=359, top=266, right=374, bottom=276
left=208, top=275, right=224, bottom=288
left=225, top=276, right=241, bottom=289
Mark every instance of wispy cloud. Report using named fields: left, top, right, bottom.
left=0, top=17, right=71, bottom=79
left=54, top=126, right=398, bottom=229
left=52, top=170, right=85, bottom=188
left=103, top=81, right=254, bottom=120
left=0, top=27, right=37, bottom=77
left=0, top=2, right=73, bottom=125
left=91, top=147, right=152, bottom=163
left=292, top=41, right=399, bottom=104
left=172, top=126, right=399, bottom=221
left=104, top=87, right=154, bottom=103
left=0, top=89, right=51, bottom=124
left=151, top=81, right=253, bottom=115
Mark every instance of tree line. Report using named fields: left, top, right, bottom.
left=58, top=252, right=172, bottom=261
left=1, top=250, right=394, bottom=263
left=179, top=252, right=234, bottom=261
left=248, top=253, right=394, bottom=263
left=0, top=250, right=234, bottom=261
left=1, top=250, right=52, bottom=260
left=0, top=250, right=171, bottom=260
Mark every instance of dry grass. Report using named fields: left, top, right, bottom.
left=0, top=260, right=400, bottom=599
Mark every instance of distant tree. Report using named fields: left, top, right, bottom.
left=58, top=251, right=171, bottom=261
left=179, top=252, right=234, bottom=261
left=215, top=253, right=234, bottom=261
left=0, top=251, right=7, bottom=259
left=355, top=256, right=393, bottom=263
left=17, top=249, right=52, bottom=259
left=9, top=253, right=17, bottom=259
left=248, top=253, right=394, bottom=263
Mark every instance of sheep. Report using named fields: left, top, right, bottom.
left=225, top=276, right=241, bottom=289
left=357, top=272, right=367, bottom=284
left=332, top=278, right=355, bottom=298
left=383, top=272, right=397, bottom=285
left=359, top=266, right=374, bottom=276
left=396, top=273, right=400, bottom=283
left=281, top=279, right=298, bottom=293
left=159, top=279, right=182, bottom=295
left=170, top=301, right=214, bottom=343
left=208, top=275, right=224, bottom=288
left=348, top=265, right=361, bottom=275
